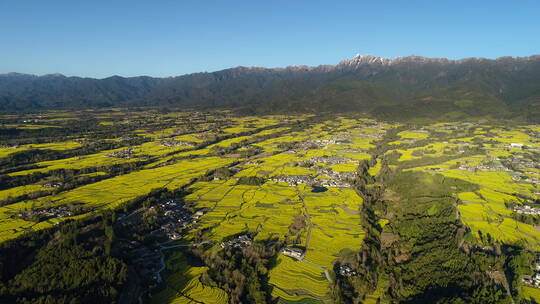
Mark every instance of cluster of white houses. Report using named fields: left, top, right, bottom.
left=15, top=204, right=87, bottom=222
left=513, top=175, right=540, bottom=185
left=458, top=161, right=510, bottom=172
left=269, top=155, right=357, bottom=188
left=270, top=175, right=314, bottom=186
left=308, top=155, right=354, bottom=165
left=107, top=147, right=135, bottom=159
left=454, top=155, right=515, bottom=173
left=290, top=135, right=353, bottom=151
left=317, top=178, right=351, bottom=188
left=43, top=181, right=62, bottom=188
left=514, top=205, right=540, bottom=216
left=316, top=167, right=355, bottom=184
left=159, top=139, right=193, bottom=147
left=506, top=153, right=538, bottom=170
left=312, top=135, right=351, bottom=146
left=270, top=171, right=352, bottom=188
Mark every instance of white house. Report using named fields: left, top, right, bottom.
left=510, top=143, right=524, bottom=148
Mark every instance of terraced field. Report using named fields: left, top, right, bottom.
left=151, top=251, right=228, bottom=304
left=152, top=118, right=388, bottom=303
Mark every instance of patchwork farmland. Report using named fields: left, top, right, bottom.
left=1, top=110, right=539, bottom=303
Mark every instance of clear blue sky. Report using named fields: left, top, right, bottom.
left=1, top=0, right=539, bottom=78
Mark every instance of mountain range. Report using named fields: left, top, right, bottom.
left=2, top=54, right=540, bottom=121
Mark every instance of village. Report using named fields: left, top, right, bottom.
left=159, top=139, right=194, bottom=147
left=269, top=155, right=358, bottom=188
left=286, top=134, right=354, bottom=151
left=315, top=166, right=356, bottom=187
left=503, top=153, right=539, bottom=171
left=307, top=155, right=355, bottom=165
left=270, top=174, right=314, bottom=186
left=153, top=199, right=204, bottom=240
left=113, top=198, right=206, bottom=291
left=457, top=157, right=511, bottom=172
left=269, top=172, right=352, bottom=188
left=14, top=203, right=91, bottom=222
left=107, top=147, right=135, bottom=159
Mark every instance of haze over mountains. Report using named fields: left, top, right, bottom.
left=1, top=54, right=540, bottom=121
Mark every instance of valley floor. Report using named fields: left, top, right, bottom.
left=0, top=110, right=539, bottom=303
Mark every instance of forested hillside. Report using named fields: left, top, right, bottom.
left=1, top=55, right=540, bottom=121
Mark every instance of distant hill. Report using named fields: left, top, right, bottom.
left=1, top=54, right=540, bottom=121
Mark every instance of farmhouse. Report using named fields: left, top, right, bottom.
left=281, top=247, right=304, bottom=259
left=338, top=264, right=357, bottom=277
left=43, top=181, right=62, bottom=188
left=509, top=143, right=524, bottom=148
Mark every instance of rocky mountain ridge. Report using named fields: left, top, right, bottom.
left=1, top=54, right=540, bottom=122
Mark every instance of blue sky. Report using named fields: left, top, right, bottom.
left=1, top=0, right=539, bottom=78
